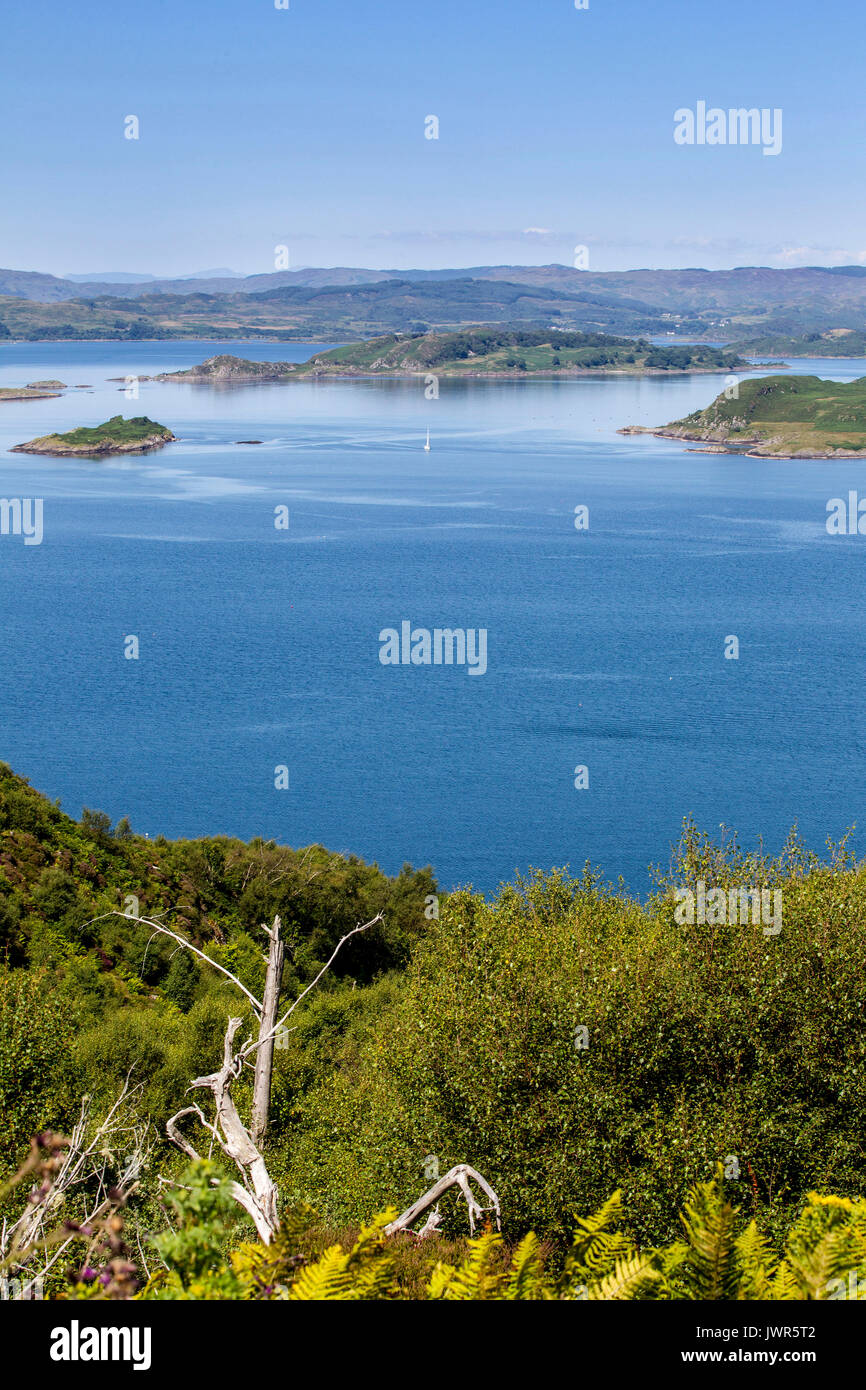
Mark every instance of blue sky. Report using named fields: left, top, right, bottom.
left=2, top=0, right=863, bottom=276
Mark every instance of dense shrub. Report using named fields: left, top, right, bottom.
left=278, top=827, right=866, bottom=1246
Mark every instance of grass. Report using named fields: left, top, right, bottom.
left=46, top=415, right=173, bottom=446
left=293, top=328, right=745, bottom=376
left=667, top=375, right=866, bottom=454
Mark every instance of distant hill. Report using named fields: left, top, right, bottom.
left=0, top=278, right=680, bottom=342
left=1, top=261, right=866, bottom=316
left=65, top=272, right=160, bottom=284
left=0, top=269, right=86, bottom=303
left=65, top=267, right=245, bottom=285
left=0, top=265, right=398, bottom=301
left=622, top=375, right=866, bottom=457
left=2, top=263, right=866, bottom=340
left=731, top=329, right=866, bottom=357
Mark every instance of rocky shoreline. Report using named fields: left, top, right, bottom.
left=11, top=431, right=176, bottom=457
left=11, top=415, right=176, bottom=457
left=0, top=388, right=62, bottom=402
left=0, top=379, right=68, bottom=402
left=159, top=358, right=756, bottom=385
left=617, top=423, right=866, bottom=459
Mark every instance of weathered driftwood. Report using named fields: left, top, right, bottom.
left=385, top=1164, right=502, bottom=1239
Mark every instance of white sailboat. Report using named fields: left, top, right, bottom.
left=423, top=426, right=431, bottom=452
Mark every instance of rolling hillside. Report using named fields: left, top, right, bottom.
left=626, top=374, right=866, bottom=457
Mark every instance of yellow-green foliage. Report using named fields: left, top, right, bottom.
left=140, top=1165, right=866, bottom=1301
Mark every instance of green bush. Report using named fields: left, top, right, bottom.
left=278, top=827, right=866, bottom=1246
left=0, top=969, right=77, bottom=1172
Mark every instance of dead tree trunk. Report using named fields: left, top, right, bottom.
left=250, top=916, right=285, bottom=1146
left=91, top=903, right=504, bottom=1245
left=154, top=909, right=383, bottom=1241
left=167, top=1017, right=279, bottom=1243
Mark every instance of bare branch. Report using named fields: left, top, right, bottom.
left=241, top=912, right=383, bottom=1060
left=1, top=1082, right=150, bottom=1286
left=165, top=1106, right=218, bottom=1162
left=84, top=911, right=263, bottom=1015
left=385, top=1165, right=502, bottom=1238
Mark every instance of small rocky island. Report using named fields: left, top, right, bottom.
left=0, top=380, right=67, bottom=402
left=11, top=415, right=176, bottom=457
left=158, top=355, right=297, bottom=383
left=620, top=374, right=866, bottom=458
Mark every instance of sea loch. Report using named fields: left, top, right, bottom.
left=1, top=340, right=865, bottom=894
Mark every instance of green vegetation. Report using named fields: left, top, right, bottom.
left=129, top=1164, right=866, bottom=1300
left=274, top=827, right=866, bottom=1249
left=732, top=329, right=866, bottom=357
left=1, top=762, right=865, bottom=1301
left=40, top=415, right=173, bottom=447
left=296, top=328, right=745, bottom=375
left=163, top=332, right=747, bottom=385
left=6, top=263, right=866, bottom=342
left=639, top=374, right=866, bottom=456
left=10, top=415, right=175, bottom=456
left=0, top=763, right=434, bottom=1174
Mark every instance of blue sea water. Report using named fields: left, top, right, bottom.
left=1, top=340, right=865, bottom=896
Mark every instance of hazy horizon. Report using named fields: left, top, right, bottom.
left=11, top=259, right=866, bottom=284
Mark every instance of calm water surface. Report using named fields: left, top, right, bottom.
left=1, top=341, right=864, bottom=894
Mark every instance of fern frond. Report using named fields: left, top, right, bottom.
left=768, top=1259, right=803, bottom=1301
left=427, top=1231, right=504, bottom=1300
left=570, top=1191, right=624, bottom=1265
left=426, top=1260, right=458, bottom=1299
left=733, top=1220, right=775, bottom=1300
left=288, top=1244, right=355, bottom=1301
left=783, top=1231, right=863, bottom=1300
left=588, top=1251, right=661, bottom=1301
left=504, top=1233, right=547, bottom=1301
left=677, top=1175, right=739, bottom=1300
